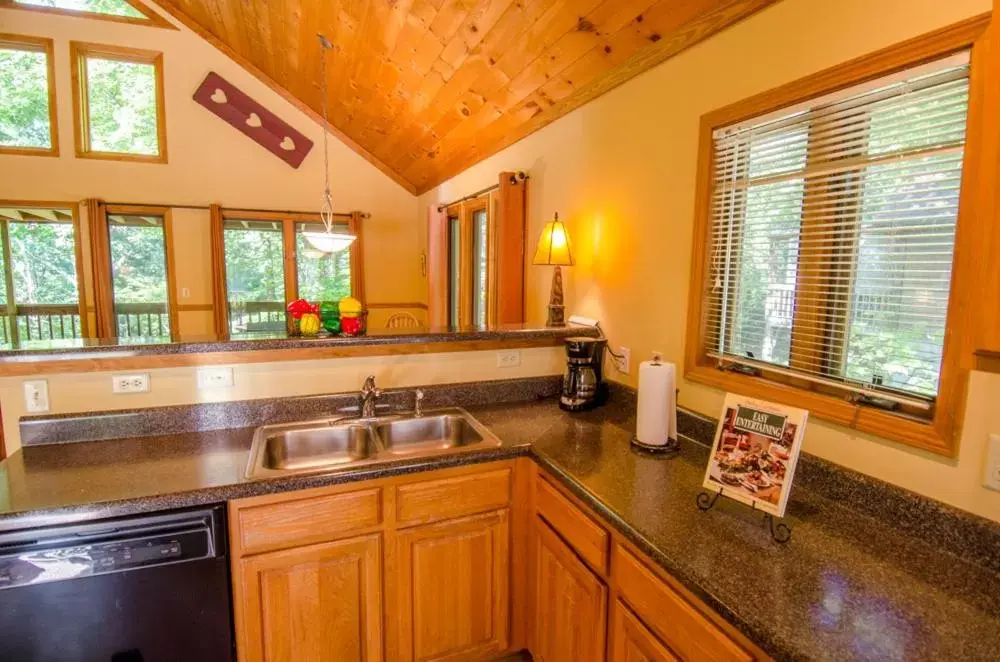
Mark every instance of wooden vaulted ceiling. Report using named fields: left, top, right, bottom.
left=157, top=0, right=779, bottom=194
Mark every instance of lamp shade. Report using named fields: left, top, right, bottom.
left=532, top=213, right=574, bottom=266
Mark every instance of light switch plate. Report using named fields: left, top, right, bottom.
left=984, top=433, right=1000, bottom=492
left=496, top=350, right=521, bottom=368
left=23, top=380, right=49, bottom=413
left=197, top=367, right=234, bottom=389
left=112, top=373, right=150, bottom=394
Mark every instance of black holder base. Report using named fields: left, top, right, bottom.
left=696, top=489, right=792, bottom=544
left=630, top=436, right=680, bottom=454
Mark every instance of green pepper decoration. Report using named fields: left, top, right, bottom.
left=320, top=300, right=340, bottom=321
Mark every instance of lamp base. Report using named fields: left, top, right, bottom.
left=546, top=304, right=566, bottom=327
left=546, top=265, right=566, bottom=327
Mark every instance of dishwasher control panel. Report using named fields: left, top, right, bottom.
left=0, top=509, right=218, bottom=590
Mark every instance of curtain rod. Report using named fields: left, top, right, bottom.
left=436, top=171, right=529, bottom=211
left=102, top=202, right=369, bottom=219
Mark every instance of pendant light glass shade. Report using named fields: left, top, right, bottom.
left=302, top=230, right=356, bottom=254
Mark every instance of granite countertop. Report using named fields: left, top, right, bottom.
left=1, top=399, right=998, bottom=661
left=0, top=323, right=595, bottom=362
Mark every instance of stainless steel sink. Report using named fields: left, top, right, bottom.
left=261, top=423, right=376, bottom=471
left=375, top=414, right=483, bottom=454
left=245, top=408, right=501, bottom=479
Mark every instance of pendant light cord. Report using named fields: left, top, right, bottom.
left=318, top=34, right=334, bottom=233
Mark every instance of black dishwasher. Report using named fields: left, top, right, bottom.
left=0, top=505, right=234, bottom=662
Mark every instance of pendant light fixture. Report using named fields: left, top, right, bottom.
left=302, top=33, right=356, bottom=255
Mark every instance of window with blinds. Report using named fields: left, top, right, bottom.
left=705, top=54, right=970, bottom=407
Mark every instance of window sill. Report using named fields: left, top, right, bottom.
left=0, top=146, right=58, bottom=158
left=684, top=363, right=956, bottom=457
left=75, top=150, right=167, bottom=164
left=975, top=350, right=1000, bottom=375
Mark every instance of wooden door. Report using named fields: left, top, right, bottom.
left=532, top=517, right=607, bottom=662
left=237, top=533, right=382, bottom=662
left=610, top=599, right=679, bottom=662
left=393, top=509, right=510, bottom=661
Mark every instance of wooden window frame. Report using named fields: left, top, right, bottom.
left=213, top=209, right=366, bottom=337
left=0, top=0, right=176, bottom=29
left=684, top=14, right=992, bottom=458
left=70, top=41, right=167, bottom=164
left=446, top=197, right=491, bottom=328
left=0, top=34, right=58, bottom=157
left=0, top=200, right=89, bottom=341
left=100, top=204, right=178, bottom=340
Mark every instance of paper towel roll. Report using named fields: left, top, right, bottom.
left=636, top=355, right=677, bottom=446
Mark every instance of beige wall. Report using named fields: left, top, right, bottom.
left=0, top=2, right=426, bottom=318
left=0, top=346, right=564, bottom=454
left=419, top=0, right=1000, bottom=522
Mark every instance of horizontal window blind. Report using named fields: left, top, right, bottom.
left=705, top=55, right=970, bottom=404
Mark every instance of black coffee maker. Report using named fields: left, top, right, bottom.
left=560, top=337, right=608, bottom=411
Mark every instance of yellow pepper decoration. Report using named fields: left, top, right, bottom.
left=339, top=297, right=363, bottom=316
left=299, top=312, right=321, bottom=336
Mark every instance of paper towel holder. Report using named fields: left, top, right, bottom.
left=631, top=349, right=680, bottom=454
left=630, top=435, right=680, bottom=454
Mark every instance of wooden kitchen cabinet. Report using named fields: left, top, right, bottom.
left=237, top=533, right=383, bottom=662
left=527, top=474, right=763, bottom=662
left=392, top=509, right=510, bottom=661
left=228, top=462, right=517, bottom=662
left=532, top=516, right=608, bottom=662
left=611, top=599, right=679, bottom=662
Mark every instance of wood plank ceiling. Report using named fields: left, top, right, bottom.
left=157, top=0, right=779, bottom=194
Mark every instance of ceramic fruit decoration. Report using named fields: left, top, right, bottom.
left=339, top=296, right=365, bottom=336
left=286, top=299, right=319, bottom=335
left=299, top=312, right=321, bottom=336
left=320, top=300, right=341, bottom=334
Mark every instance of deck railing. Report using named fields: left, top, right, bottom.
left=0, top=302, right=172, bottom=344
left=1, top=304, right=83, bottom=344
left=229, top=300, right=286, bottom=333
left=115, top=303, right=171, bottom=338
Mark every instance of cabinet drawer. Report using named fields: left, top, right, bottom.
left=236, top=488, right=382, bottom=555
left=535, top=476, right=609, bottom=573
left=396, top=467, right=511, bottom=526
left=614, top=545, right=751, bottom=662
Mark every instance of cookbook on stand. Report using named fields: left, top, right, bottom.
left=702, top=394, right=808, bottom=518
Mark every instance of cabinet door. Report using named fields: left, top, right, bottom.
left=611, top=599, right=678, bottom=662
left=237, top=533, right=382, bottom=662
left=393, top=510, right=510, bottom=661
left=533, top=516, right=607, bottom=662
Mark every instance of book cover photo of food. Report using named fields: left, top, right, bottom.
left=702, top=394, right=809, bottom=518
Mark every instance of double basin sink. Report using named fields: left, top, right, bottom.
left=245, top=408, right=502, bottom=479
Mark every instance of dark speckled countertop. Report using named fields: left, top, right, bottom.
left=0, top=323, right=596, bottom=363
left=1, top=398, right=998, bottom=661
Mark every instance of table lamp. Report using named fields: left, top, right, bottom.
left=533, top=212, right=574, bottom=326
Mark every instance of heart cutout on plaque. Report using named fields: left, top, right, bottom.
left=210, top=88, right=227, bottom=104
left=245, top=112, right=262, bottom=128
left=279, top=136, right=296, bottom=151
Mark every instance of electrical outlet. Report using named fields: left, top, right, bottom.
left=984, top=433, right=1000, bottom=492
left=615, top=347, right=631, bottom=375
left=197, top=367, right=234, bottom=389
left=23, top=380, right=49, bottom=413
left=497, top=349, right=521, bottom=368
left=112, top=373, right=150, bottom=394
